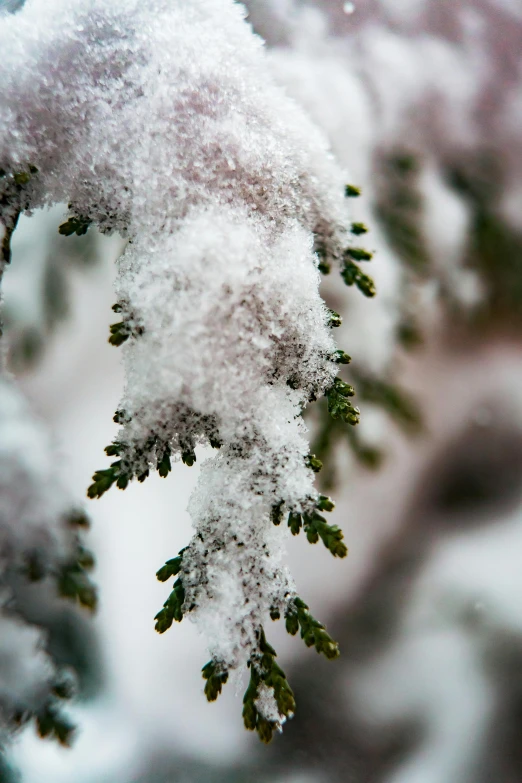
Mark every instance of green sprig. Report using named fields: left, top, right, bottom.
left=303, top=512, right=348, bottom=558
left=345, top=247, right=373, bottom=262
left=316, top=494, right=335, bottom=512
left=90, top=432, right=175, bottom=499
left=331, top=349, right=351, bottom=365
left=284, top=597, right=340, bottom=659
left=288, top=511, right=302, bottom=536
left=242, top=629, right=296, bottom=744
left=326, top=378, right=360, bottom=426
left=156, top=554, right=183, bottom=583
left=108, top=321, right=131, bottom=346
left=154, top=577, right=185, bottom=632
left=288, top=496, right=348, bottom=558
left=181, top=449, right=196, bottom=466
left=157, top=446, right=172, bottom=477
left=202, top=660, right=229, bottom=702
left=87, top=461, right=131, bottom=498
left=108, top=301, right=145, bottom=347
left=285, top=494, right=347, bottom=558
left=341, top=259, right=376, bottom=297
left=327, top=309, right=342, bottom=328
left=305, top=453, right=323, bottom=473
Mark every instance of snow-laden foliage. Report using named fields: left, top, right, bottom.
left=251, top=0, right=522, bottom=273
left=253, top=0, right=485, bottom=323
left=0, top=0, right=375, bottom=740
left=0, top=376, right=96, bottom=747
left=243, top=0, right=522, bottom=482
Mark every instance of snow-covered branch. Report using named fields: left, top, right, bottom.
left=0, top=0, right=378, bottom=741
left=0, top=377, right=96, bottom=746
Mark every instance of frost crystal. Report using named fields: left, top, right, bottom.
left=0, top=0, right=362, bottom=741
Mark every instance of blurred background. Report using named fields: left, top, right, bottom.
left=2, top=0, right=522, bottom=781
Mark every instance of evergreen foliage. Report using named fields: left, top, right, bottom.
left=0, top=379, right=97, bottom=752
left=375, top=152, right=430, bottom=276
left=0, top=0, right=520, bottom=775
left=447, top=159, right=522, bottom=325
left=0, top=0, right=406, bottom=748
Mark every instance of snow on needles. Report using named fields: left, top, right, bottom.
left=0, top=0, right=354, bottom=729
